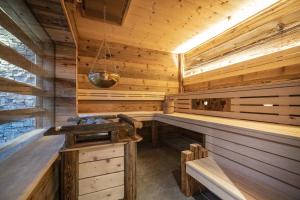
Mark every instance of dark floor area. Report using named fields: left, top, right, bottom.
left=136, top=142, right=220, bottom=200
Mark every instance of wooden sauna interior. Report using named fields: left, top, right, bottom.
left=0, top=0, right=300, bottom=200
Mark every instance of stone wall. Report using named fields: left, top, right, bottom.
left=0, top=26, right=37, bottom=144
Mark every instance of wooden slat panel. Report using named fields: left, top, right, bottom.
left=0, top=108, right=45, bottom=124
left=206, top=143, right=300, bottom=188
left=77, top=89, right=165, bottom=101
left=78, top=185, right=124, bottom=200
left=0, top=77, right=44, bottom=96
left=231, top=105, right=300, bottom=115
left=206, top=135, right=300, bottom=175
left=170, top=80, right=300, bottom=125
left=78, top=100, right=162, bottom=113
left=0, top=9, right=44, bottom=56
left=231, top=96, right=300, bottom=105
left=0, top=43, right=48, bottom=77
left=187, top=109, right=300, bottom=126
left=79, top=144, right=124, bottom=163
left=155, top=115, right=300, bottom=160
left=79, top=157, right=124, bottom=179
left=77, top=74, right=178, bottom=93
left=78, top=171, right=124, bottom=195
left=174, top=103, right=191, bottom=109
left=209, top=153, right=300, bottom=200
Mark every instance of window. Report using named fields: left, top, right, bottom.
left=0, top=5, right=54, bottom=145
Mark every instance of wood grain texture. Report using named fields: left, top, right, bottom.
left=77, top=38, right=178, bottom=113
left=61, top=150, right=79, bottom=200
left=27, top=159, right=60, bottom=200
left=78, top=144, right=124, bottom=163
left=78, top=171, right=124, bottom=196
left=184, top=1, right=300, bottom=91
left=78, top=100, right=162, bottom=113
left=125, top=141, right=137, bottom=200
left=79, top=157, right=124, bottom=179
left=170, top=80, right=300, bottom=125
left=0, top=135, right=64, bottom=200
left=69, top=0, right=278, bottom=52
left=78, top=185, right=124, bottom=200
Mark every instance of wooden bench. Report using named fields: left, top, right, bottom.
left=184, top=155, right=300, bottom=200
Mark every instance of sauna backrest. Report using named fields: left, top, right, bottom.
left=168, top=80, right=300, bottom=125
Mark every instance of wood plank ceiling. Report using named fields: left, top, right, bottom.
left=74, top=0, right=261, bottom=52
left=26, top=0, right=73, bottom=44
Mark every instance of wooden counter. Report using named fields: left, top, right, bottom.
left=0, top=134, right=65, bottom=200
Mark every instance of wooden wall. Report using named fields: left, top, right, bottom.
left=183, top=0, right=300, bottom=92
left=26, top=0, right=77, bottom=126
left=77, top=38, right=179, bottom=113
left=55, top=42, right=76, bottom=126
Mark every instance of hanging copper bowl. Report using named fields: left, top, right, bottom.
left=88, top=71, right=120, bottom=88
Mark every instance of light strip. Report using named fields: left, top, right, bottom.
left=173, top=0, right=279, bottom=54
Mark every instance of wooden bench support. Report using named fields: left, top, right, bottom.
left=181, top=150, right=194, bottom=196
left=151, top=121, right=158, bottom=147
left=181, top=144, right=208, bottom=197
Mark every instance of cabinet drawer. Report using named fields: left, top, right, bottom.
left=79, top=144, right=124, bottom=163
left=78, top=185, right=124, bottom=200
left=79, top=171, right=124, bottom=195
left=79, top=157, right=124, bottom=179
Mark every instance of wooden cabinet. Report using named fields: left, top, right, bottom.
left=61, top=142, right=137, bottom=200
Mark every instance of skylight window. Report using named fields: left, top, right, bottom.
left=173, top=0, right=279, bottom=54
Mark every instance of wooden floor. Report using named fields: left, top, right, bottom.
left=136, top=142, right=220, bottom=200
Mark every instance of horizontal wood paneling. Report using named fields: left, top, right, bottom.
left=55, top=43, right=76, bottom=126
left=78, top=89, right=165, bottom=101
left=78, top=100, right=162, bottom=113
left=170, top=80, right=300, bottom=125
left=78, top=38, right=178, bottom=113
left=0, top=108, right=45, bottom=124
left=78, top=171, right=124, bottom=195
left=78, top=185, right=124, bottom=200
left=184, top=0, right=300, bottom=92
left=79, top=144, right=124, bottom=163
left=79, top=157, right=124, bottom=179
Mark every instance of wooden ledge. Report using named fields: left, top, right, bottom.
left=0, top=134, right=65, bottom=200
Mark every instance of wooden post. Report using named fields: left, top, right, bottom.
left=189, top=144, right=205, bottom=194
left=125, top=141, right=137, bottom=200
left=61, top=150, right=78, bottom=200
left=151, top=121, right=158, bottom=147
left=190, top=143, right=202, bottom=159
left=181, top=150, right=194, bottom=196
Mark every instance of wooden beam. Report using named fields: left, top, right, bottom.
left=0, top=108, right=45, bottom=124
left=151, top=121, right=158, bottom=147
left=0, top=9, right=44, bottom=56
left=0, top=42, right=49, bottom=78
left=125, top=141, right=137, bottom=200
left=0, top=77, right=45, bottom=96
